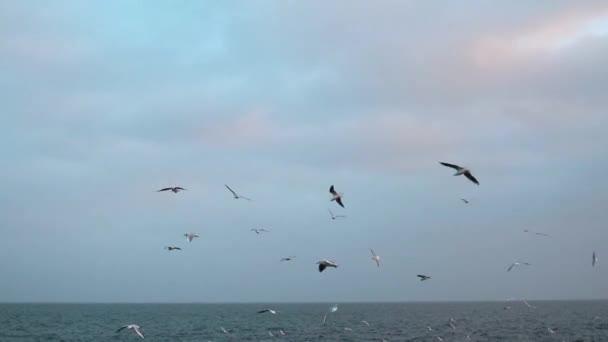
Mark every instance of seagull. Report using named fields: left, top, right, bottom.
left=279, top=329, right=286, bottom=336
left=449, top=323, right=456, bottom=330
left=224, top=184, right=252, bottom=201
left=361, top=320, right=370, bottom=326
left=461, top=198, right=469, bottom=204
left=417, top=274, right=431, bottom=281
left=157, top=186, right=186, bottom=193
left=322, top=305, right=338, bottom=324
left=436, top=337, right=444, bottom=342
left=370, top=249, right=380, bottom=268
left=164, top=246, right=182, bottom=251
left=344, top=327, right=353, bottom=331
left=504, top=306, right=511, bottom=310
left=523, top=229, right=550, bottom=237
left=116, top=325, right=144, bottom=339
left=523, top=300, right=536, bottom=309
left=439, top=162, right=479, bottom=185
left=280, top=256, right=296, bottom=262
left=251, top=228, right=270, bottom=234
left=593, top=251, right=598, bottom=267
left=184, top=232, right=199, bottom=242
left=268, top=331, right=274, bottom=337
left=328, top=208, right=346, bottom=220
left=547, top=327, right=555, bottom=334
left=257, top=309, right=278, bottom=314
left=507, top=262, right=531, bottom=272
left=317, top=259, right=338, bottom=272
left=427, top=326, right=433, bottom=331
left=329, top=185, right=345, bottom=208
left=220, top=327, right=228, bottom=334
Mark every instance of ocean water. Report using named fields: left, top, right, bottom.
left=1, top=301, right=607, bottom=341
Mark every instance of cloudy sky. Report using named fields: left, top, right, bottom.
left=1, top=1, right=607, bottom=303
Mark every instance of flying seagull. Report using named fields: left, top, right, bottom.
left=116, top=325, right=144, bottom=339
left=507, top=262, right=531, bottom=272
left=439, top=162, right=479, bottom=185
left=436, top=337, right=444, bottom=342
left=370, top=249, right=380, bottom=268
left=220, top=327, right=229, bottom=334
left=224, top=184, right=252, bottom=201
left=268, top=331, right=274, bottom=337
left=523, top=229, right=550, bottom=237
left=329, top=185, right=345, bottom=208
left=523, top=300, right=536, bottom=309
left=250, top=228, right=270, bottom=234
left=593, top=251, right=598, bottom=267
left=184, top=232, right=199, bottom=242
left=328, top=208, right=346, bottom=220
left=164, top=246, right=181, bottom=251
left=361, top=320, right=370, bottom=326
left=280, top=256, right=296, bottom=262
left=547, top=327, right=555, bottom=334
left=279, top=329, right=286, bottom=336
left=317, top=259, right=338, bottom=272
left=461, top=198, right=469, bottom=204
left=157, top=187, right=186, bottom=193
left=417, top=274, right=431, bottom=281
left=322, top=304, right=338, bottom=324
left=257, top=309, right=278, bottom=314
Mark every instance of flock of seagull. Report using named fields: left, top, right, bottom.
left=114, top=161, right=599, bottom=340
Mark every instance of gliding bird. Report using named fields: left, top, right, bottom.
left=317, top=259, right=338, bottom=273
left=184, top=232, right=199, bottom=242
left=370, top=249, right=380, bottom=268
left=224, top=184, right=252, bottom=201
left=439, top=162, right=479, bottom=185
left=329, top=185, right=345, bottom=208
left=116, top=325, right=144, bottom=339
left=157, top=186, right=186, bottom=193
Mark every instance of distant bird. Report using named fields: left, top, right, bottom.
left=461, top=198, right=469, bottom=204
left=224, top=184, right=252, bottom=201
left=116, top=325, right=144, bottom=339
left=257, top=309, right=278, bottom=314
left=417, top=274, right=431, bottom=281
left=157, top=187, right=186, bottom=193
left=427, top=326, right=433, bottom=331
left=436, top=337, right=444, bottom=342
left=279, top=329, right=286, bottom=336
left=504, top=306, right=511, bottom=310
left=317, top=259, right=338, bottom=272
left=328, top=208, right=346, bottom=220
left=449, top=323, right=456, bottom=330
left=547, top=327, right=555, bottom=334
left=344, top=327, right=353, bottom=331
left=329, top=185, right=345, bottom=208
left=523, top=300, right=536, bottom=309
left=220, top=327, right=228, bottom=334
left=164, top=246, right=182, bottom=251
left=523, top=229, right=550, bottom=237
left=330, top=304, right=338, bottom=313
left=370, top=249, right=380, bottom=268
left=361, top=320, right=370, bottom=326
left=507, top=262, right=531, bottom=272
left=280, top=256, right=296, bottom=262
left=439, top=162, right=479, bottom=185
left=184, top=232, right=199, bottom=242
left=268, top=331, right=274, bottom=337
left=593, top=251, right=598, bottom=267
left=251, top=228, right=270, bottom=234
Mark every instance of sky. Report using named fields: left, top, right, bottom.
left=1, top=1, right=608, bottom=303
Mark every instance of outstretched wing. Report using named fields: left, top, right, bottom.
left=329, top=185, right=337, bottom=195
left=133, top=327, right=144, bottom=339
left=370, top=249, right=376, bottom=257
left=507, top=263, right=515, bottom=272
left=116, top=326, right=128, bottom=333
left=157, top=188, right=172, bottom=192
left=224, top=184, right=237, bottom=196
left=175, top=187, right=186, bottom=191
left=336, top=197, right=344, bottom=208
left=439, top=162, right=461, bottom=170
left=257, top=309, right=269, bottom=313
left=319, top=263, right=327, bottom=272
left=464, top=172, right=479, bottom=185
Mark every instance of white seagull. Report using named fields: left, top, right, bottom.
left=547, top=327, right=555, bottom=334
left=361, top=320, right=370, bottom=326
left=220, top=327, right=229, bottom=334
left=317, top=259, right=338, bottom=273
left=507, top=261, right=531, bottom=272
left=157, top=186, right=186, bottom=193
left=523, top=300, right=536, bottom=309
left=328, top=208, right=346, bottom=220
left=184, top=232, right=199, bottom=242
left=439, top=162, right=479, bottom=185
left=257, top=309, right=278, bottom=314
left=116, top=324, right=144, bottom=339
left=250, top=228, right=270, bottom=234
left=593, top=251, right=598, bottom=267
left=268, top=331, right=274, bottom=337
left=279, top=329, right=286, bottom=336
left=224, top=184, right=252, bottom=201
left=370, top=249, right=380, bottom=268
left=322, top=304, right=339, bottom=324
left=329, top=185, right=345, bottom=208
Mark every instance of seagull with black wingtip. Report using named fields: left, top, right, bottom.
left=157, top=186, right=187, bottom=193
left=329, top=185, right=345, bottom=208
left=439, top=162, right=479, bottom=185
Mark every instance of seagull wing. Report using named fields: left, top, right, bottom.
left=224, top=184, right=237, bottom=196
left=329, top=185, right=337, bottom=195
left=133, top=327, right=144, bottom=339
left=336, top=197, right=345, bottom=208
left=174, top=247, right=182, bottom=250
left=370, top=249, right=376, bottom=257
left=328, top=209, right=334, bottom=218
left=375, top=258, right=380, bottom=268
left=157, top=188, right=172, bottom=192
left=507, top=263, right=515, bottom=272
left=257, top=309, right=268, bottom=313
left=439, top=162, right=461, bottom=170
left=319, top=263, right=327, bottom=272
left=116, top=326, right=128, bottom=333
left=240, top=196, right=253, bottom=201
left=464, top=171, right=479, bottom=185
left=175, top=187, right=186, bottom=191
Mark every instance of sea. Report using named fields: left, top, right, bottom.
left=1, top=301, right=607, bottom=341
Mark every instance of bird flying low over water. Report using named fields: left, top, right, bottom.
left=507, top=262, right=531, bottom=272
left=257, top=309, right=278, bottom=314
left=417, top=274, right=431, bottom=281
left=250, top=228, right=270, bottom=234
left=157, top=186, right=186, bottom=193
left=116, top=325, right=144, bottom=339
left=164, top=246, right=181, bottom=251
left=439, top=162, right=479, bottom=185
left=328, top=208, right=346, bottom=220
left=593, top=251, right=598, bottom=267
left=370, top=249, right=380, bottom=268
left=329, top=185, right=345, bottom=208
left=184, top=232, right=199, bottom=242
left=224, top=184, right=252, bottom=201
left=317, top=259, right=338, bottom=272
left=280, top=256, right=296, bottom=262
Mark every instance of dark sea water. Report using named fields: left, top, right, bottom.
left=1, top=301, right=607, bottom=341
